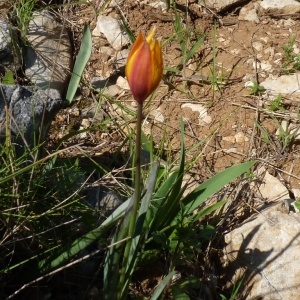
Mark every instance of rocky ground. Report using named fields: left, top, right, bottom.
left=51, top=0, right=300, bottom=188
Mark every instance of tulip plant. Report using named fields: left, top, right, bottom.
left=124, top=26, right=163, bottom=272
left=105, top=27, right=164, bottom=299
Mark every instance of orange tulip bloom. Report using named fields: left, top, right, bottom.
left=125, top=28, right=163, bottom=104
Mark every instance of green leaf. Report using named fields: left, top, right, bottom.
left=38, top=197, right=130, bottom=274
left=185, top=35, right=205, bottom=62
left=150, top=271, right=176, bottom=300
left=294, top=200, right=300, bottom=211
left=150, top=119, right=186, bottom=231
left=120, top=162, right=160, bottom=297
left=183, top=161, right=256, bottom=214
left=104, top=162, right=159, bottom=300
left=2, top=70, right=14, bottom=84
left=66, top=25, right=92, bottom=104
left=189, top=199, right=227, bottom=223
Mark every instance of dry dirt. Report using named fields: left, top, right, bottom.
left=50, top=0, right=300, bottom=194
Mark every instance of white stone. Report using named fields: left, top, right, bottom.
left=104, top=84, right=120, bottom=97
left=150, top=108, right=165, bottom=123
left=148, top=0, right=167, bottom=10
left=245, top=81, right=255, bottom=88
left=256, top=168, right=289, bottom=202
left=260, top=36, right=270, bottom=44
left=264, top=47, right=275, bottom=58
left=260, top=73, right=300, bottom=95
left=93, top=15, right=130, bottom=50
left=81, top=118, right=90, bottom=129
left=260, top=0, right=300, bottom=13
left=224, top=208, right=300, bottom=300
left=181, top=103, right=212, bottom=125
left=239, top=6, right=260, bottom=23
left=252, top=41, right=263, bottom=52
left=222, top=136, right=236, bottom=143
left=116, top=76, right=130, bottom=90
left=260, top=61, right=273, bottom=71
left=234, top=132, right=249, bottom=143
left=115, top=49, right=129, bottom=69
left=293, top=44, right=300, bottom=55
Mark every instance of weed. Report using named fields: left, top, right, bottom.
left=281, top=36, right=300, bottom=74
left=247, top=80, right=265, bottom=95
left=269, top=94, right=286, bottom=112
left=12, top=0, right=38, bottom=39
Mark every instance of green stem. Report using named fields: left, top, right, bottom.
left=129, top=101, right=142, bottom=239
left=118, top=102, right=143, bottom=299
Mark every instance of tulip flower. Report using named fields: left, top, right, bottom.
left=126, top=28, right=163, bottom=103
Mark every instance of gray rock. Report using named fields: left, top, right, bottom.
left=25, top=11, right=73, bottom=96
left=84, top=186, right=122, bottom=220
left=0, top=19, right=21, bottom=71
left=224, top=208, right=300, bottom=299
left=254, top=167, right=289, bottom=202
left=0, top=84, right=62, bottom=151
left=115, top=49, right=129, bottom=70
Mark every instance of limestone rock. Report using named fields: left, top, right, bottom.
left=25, top=11, right=73, bottom=96
left=181, top=103, right=212, bottom=126
left=260, top=0, right=300, bottom=14
left=260, top=73, right=300, bottom=96
left=204, top=0, right=249, bottom=12
left=238, top=2, right=260, bottom=23
left=255, top=168, right=289, bottom=202
left=92, top=15, right=130, bottom=50
left=224, top=208, right=300, bottom=299
left=150, top=108, right=165, bottom=123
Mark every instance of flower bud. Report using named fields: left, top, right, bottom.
left=125, top=28, right=163, bottom=103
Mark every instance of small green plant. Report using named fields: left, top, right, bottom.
left=12, top=0, right=38, bottom=39
left=281, top=36, right=300, bottom=74
left=273, top=118, right=298, bottom=154
left=269, top=93, right=286, bottom=112
left=248, top=80, right=265, bottom=95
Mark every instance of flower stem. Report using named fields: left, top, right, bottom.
left=129, top=101, right=143, bottom=238
left=118, top=102, right=143, bottom=299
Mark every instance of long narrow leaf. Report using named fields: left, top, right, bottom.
left=120, top=162, right=160, bottom=298
left=39, top=197, right=130, bottom=274
left=151, top=271, right=176, bottom=300
left=189, top=199, right=227, bottom=223
left=151, top=119, right=186, bottom=231
left=66, top=25, right=92, bottom=104
left=105, top=162, right=159, bottom=299
left=183, top=161, right=255, bottom=214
